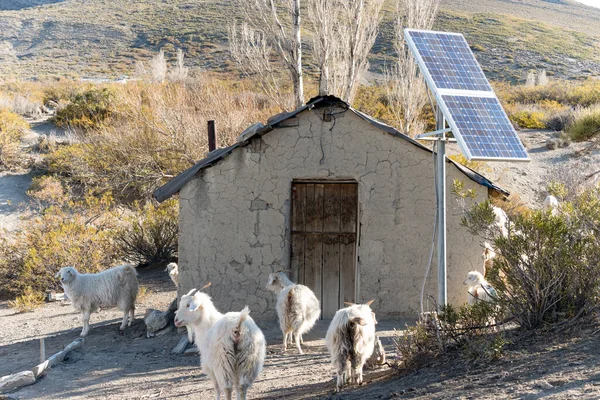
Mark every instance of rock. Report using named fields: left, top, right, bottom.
left=154, top=325, right=173, bottom=337
left=0, top=370, right=36, bottom=392
left=144, top=309, right=170, bottom=333
left=184, top=346, right=200, bottom=356
left=546, top=139, right=558, bottom=150
left=172, top=336, right=190, bottom=355
left=168, top=298, right=178, bottom=312
left=536, top=380, right=554, bottom=390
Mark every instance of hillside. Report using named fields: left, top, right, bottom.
left=0, top=0, right=599, bottom=81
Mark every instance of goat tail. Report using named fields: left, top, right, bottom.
left=233, top=306, right=251, bottom=343
left=350, top=317, right=367, bottom=327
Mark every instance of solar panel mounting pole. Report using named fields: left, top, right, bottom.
left=435, top=106, right=447, bottom=311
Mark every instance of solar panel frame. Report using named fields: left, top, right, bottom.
left=404, top=28, right=530, bottom=162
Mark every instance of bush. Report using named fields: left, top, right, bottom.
left=462, top=188, right=600, bottom=330
left=0, top=180, right=121, bottom=298
left=54, top=87, right=114, bottom=130
left=394, top=302, right=506, bottom=368
left=116, top=199, right=178, bottom=266
left=510, top=109, right=546, bottom=129
left=566, top=104, right=600, bottom=141
left=8, top=287, right=45, bottom=313
left=0, top=107, right=30, bottom=170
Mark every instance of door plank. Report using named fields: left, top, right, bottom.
left=322, top=234, right=340, bottom=319
left=291, top=233, right=306, bottom=284
left=340, top=184, right=358, bottom=233
left=323, top=184, right=341, bottom=233
left=339, top=234, right=356, bottom=305
left=291, top=183, right=306, bottom=233
left=314, top=183, right=325, bottom=233
left=304, top=233, right=323, bottom=303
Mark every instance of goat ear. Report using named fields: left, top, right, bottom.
left=199, top=282, right=211, bottom=290
left=365, top=299, right=375, bottom=306
left=371, top=312, right=378, bottom=325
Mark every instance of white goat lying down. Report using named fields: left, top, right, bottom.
left=56, top=265, right=138, bottom=336
left=325, top=300, right=377, bottom=392
left=464, top=271, right=498, bottom=305
left=543, top=195, right=559, bottom=215
left=174, top=283, right=220, bottom=346
left=165, top=262, right=179, bottom=287
left=201, top=307, right=266, bottom=400
left=265, top=271, right=320, bottom=354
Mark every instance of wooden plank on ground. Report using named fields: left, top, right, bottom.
left=31, top=338, right=84, bottom=378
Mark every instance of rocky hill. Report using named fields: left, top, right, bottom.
left=0, top=0, right=599, bottom=81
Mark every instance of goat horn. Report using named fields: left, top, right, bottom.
left=365, top=299, right=375, bottom=306
left=189, top=288, right=199, bottom=296
left=200, top=282, right=212, bottom=290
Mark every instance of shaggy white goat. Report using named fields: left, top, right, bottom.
left=325, top=301, right=376, bottom=392
left=463, top=271, right=498, bottom=305
left=174, top=283, right=221, bottom=346
left=165, top=262, right=179, bottom=287
left=265, top=271, right=320, bottom=354
left=365, top=335, right=386, bottom=369
left=201, top=306, right=266, bottom=400
left=492, top=206, right=509, bottom=237
left=543, top=195, right=559, bottom=215
left=56, top=265, right=138, bottom=336
left=482, top=242, right=496, bottom=278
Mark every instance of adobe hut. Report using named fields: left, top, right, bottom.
left=154, top=96, right=507, bottom=319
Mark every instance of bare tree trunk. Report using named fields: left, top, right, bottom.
left=292, top=0, right=304, bottom=108
left=385, top=0, right=439, bottom=136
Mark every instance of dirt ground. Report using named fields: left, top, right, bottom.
left=2, top=267, right=600, bottom=400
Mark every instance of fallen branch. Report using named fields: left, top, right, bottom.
left=32, top=338, right=84, bottom=378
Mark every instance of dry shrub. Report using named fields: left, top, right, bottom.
left=9, top=287, right=45, bottom=313
left=495, top=79, right=600, bottom=108
left=567, top=104, right=600, bottom=141
left=394, top=302, right=506, bottom=369
left=46, top=76, right=280, bottom=200
left=0, top=107, right=31, bottom=170
left=0, top=177, right=121, bottom=298
left=54, top=87, right=114, bottom=130
left=116, top=199, right=178, bottom=266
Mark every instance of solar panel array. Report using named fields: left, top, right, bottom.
left=404, top=29, right=529, bottom=162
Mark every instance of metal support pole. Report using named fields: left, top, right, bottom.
left=436, top=107, right=447, bottom=311
left=40, top=337, right=46, bottom=363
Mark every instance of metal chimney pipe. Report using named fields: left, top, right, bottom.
left=207, top=120, right=217, bottom=152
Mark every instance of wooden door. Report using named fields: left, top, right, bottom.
left=290, top=181, right=358, bottom=319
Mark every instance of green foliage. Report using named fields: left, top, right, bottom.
left=547, top=181, right=568, bottom=200
left=462, top=187, right=600, bottom=330
left=116, top=199, right=179, bottom=266
left=510, top=109, right=546, bottom=129
left=567, top=105, right=600, bottom=141
left=0, top=179, right=121, bottom=298
left=0, top=107, right=30, bottom=170
left=54, top=87, right=114, bottom=130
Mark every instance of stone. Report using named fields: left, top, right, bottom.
left=172, top=336, right=190, bottom=355
left=184, top=346, right=200, bottom=356
left=144, top=309, right=170, bottom=333
left=0, top=371, right=36, bottom=392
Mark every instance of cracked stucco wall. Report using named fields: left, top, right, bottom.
left=178, top=107, right=488, bottom=320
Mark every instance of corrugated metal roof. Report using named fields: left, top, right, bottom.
left=153, top=96, right=509, bottom=202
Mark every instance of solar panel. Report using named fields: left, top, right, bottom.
left=407, top=30, right=492, bottom=92
left=404, top=29, right=529, bottom=162
left=441, top=95, right=529, bottom=160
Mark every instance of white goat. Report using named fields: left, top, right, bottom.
left=482, top=241, right=496, bottom=278
left=165, top=262, right=179, bottom=287
left=56, top=265, right=138, bottom=336
left=265, top=271, right=320, bottom=354
left=174, top=283, right=221, bottom=346
left=543, top=195, right=559, bottom=215
left=325, top=301, right=376, bottom=392
left=463, top=271, right=498, bottom=305
left=201, top=306, right=266, bottom=400
left=492, top=206, right=509, bottom=238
